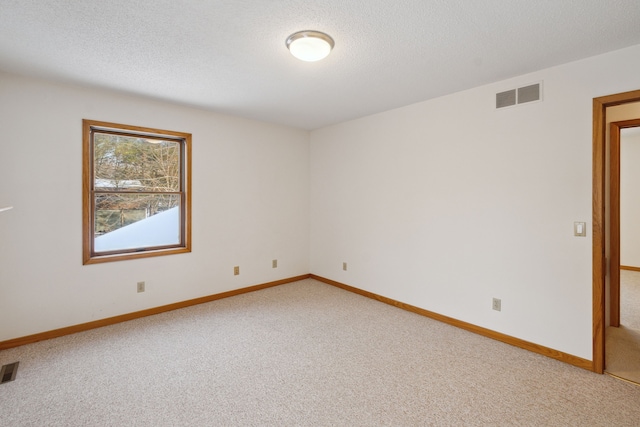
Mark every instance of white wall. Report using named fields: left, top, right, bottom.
left=310, top=44, right=640, bottom=360
left=0, top=72, right=310, bottom=341
left=4, top=44, right=640, bottom=361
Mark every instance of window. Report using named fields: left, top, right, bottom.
left=82, top=120, right=191, bottom=264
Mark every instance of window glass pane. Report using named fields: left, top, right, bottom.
left=93, top=133, right=180, bottom=192
left=94, top=194, right=181, bottom=252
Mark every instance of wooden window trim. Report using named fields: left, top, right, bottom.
left=82, top=119, right=192, bottom=265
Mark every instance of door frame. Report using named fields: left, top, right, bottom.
left=609, top=118, right=640, bottom=329
left=592, top=89, right=640, bottom=374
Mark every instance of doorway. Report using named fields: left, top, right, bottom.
left=606, top=119, right=640, bottom=383
left=610, top=119, right=640, bottom=327
left=592, top=89, right=640, bottom=374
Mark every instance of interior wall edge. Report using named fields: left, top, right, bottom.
left=0, top=274, right=311, bottom=351
left=0, top=272, right=596, bottom=372
left=309, top=274, right=595, bottom=372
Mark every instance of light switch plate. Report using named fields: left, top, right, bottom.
left=574, top=222, right=586, bottom=237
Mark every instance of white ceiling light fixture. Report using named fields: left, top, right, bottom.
left=286, top=30, right=335, bottom=62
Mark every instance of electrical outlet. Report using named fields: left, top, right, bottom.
left=234, top=266, right=240, bottom=276
left=343, top=262, right=347, bottom=271
left=137, top=281, right=145, bottom=293
left=492, top=298, right=501, bottom=312
left=272, top=259, right=277, bottom=268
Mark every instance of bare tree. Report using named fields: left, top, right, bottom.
left=93, top=133, right=180, bottom=234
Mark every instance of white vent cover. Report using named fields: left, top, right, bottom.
left=496, top=82, right=542, bottom=109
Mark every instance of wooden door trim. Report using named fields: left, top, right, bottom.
left=593, top=90, right=640, bottom=374
left=610, top=121, right=621, bottom=327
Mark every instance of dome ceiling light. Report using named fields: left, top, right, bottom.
left=285, top=30, right=335, bottom=62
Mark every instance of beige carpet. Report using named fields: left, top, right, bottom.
left=605, top=269, right=640, bottom=384
left=606, top=326, right=640, bottom=383
left=1, top=278, right=640, bottom=426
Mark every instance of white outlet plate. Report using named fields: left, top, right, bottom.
left=492, top=298, right=501, bottom=311
left=137, top=281, right=145, bottom=293
left=343, top=262, right=347, bottom=271
left=272, top=259, right=277, bottom=268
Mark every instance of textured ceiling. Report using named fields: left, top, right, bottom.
left=1, top=1, right=640, bottom=130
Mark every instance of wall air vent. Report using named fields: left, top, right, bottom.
left=0, top=362, right=19, bottom=384
left=496, top=89, right=516, bottom=108
left=517, top=83, right=540, bottom=104
left=496, top=82, right=542, bottom=109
